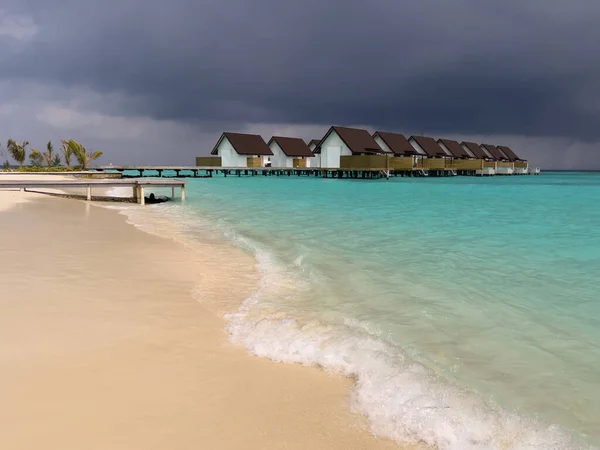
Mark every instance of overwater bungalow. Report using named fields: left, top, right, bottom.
left=372, top=131, right=419, bottom=170
left=461, top=142, right=488, bottom=160
left=193, top=128, right=532, bottom=177
left=460, top=142, right=496, bottom=175
left=408, top=136, right=451, bottom=170
left=307, top=139, right=321, bottom=168
left=481, top=144, right=508, bottom=161
left=268, top=136, right=314, bottom=168
left=481, top=144, right=514, bottom=175
left=437, top=139, right=472, bottom=159
left=205, top=132, right=273, bottom=168
left=316, top=126, right=384, bottom=169
left=437, top=138, right=483, bottom=172
left=307, top=139, right=321, bottom=152
left=497, top=145, right=529, bottom=174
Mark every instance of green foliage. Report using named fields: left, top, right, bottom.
left=60, top=139, right=73, bottom=168
left=51, top=153, right=62, bottom=167
left=43, top=140, right=60, bottom=167
left=29, top=148, right=44, bottom=166
left=7, top=139, right=29, bottom=168
left=0, top=138, right=99, bottom=172
left=9, top=166, right=79, bottom=173
left=60, top=138, right=103, bottom=170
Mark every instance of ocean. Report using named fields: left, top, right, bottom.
left=114, top=171, right=600, bottom=449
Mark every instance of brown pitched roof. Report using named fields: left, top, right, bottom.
left=308, top=139, right=321, bottom=148
left=211, top=132, right=273, bottom=156
left=497, top=145, right=523, bottom=161
left=268, top=136, right=314, bottom=157
left=373, top=131, right=419, bottom=156
left=481, top=144, right=507, bottom=161
left=408, top=136, right=448, bottom=157
left=461, top=142, right=489, bottom=159
left=437, top=139, right=471, bottom=158
left=318, top=126, right=383, bottom=155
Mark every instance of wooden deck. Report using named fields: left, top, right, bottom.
left=0, top=178, right=186, bottom=205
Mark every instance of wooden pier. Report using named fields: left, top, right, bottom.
left=0, top=178, right=186, bottom=205
left=92, top=165, right=540, bottom=179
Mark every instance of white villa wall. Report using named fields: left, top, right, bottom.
left=408, top=138, right=428, bottom=164
left=481, top=147, right=494, bottom=158
left=437, top=141, right=454, bottom=157
left=308, top=154, right=320, bottom=168
left=269, top=141, right=293, bottom=168
left=373, top=136, right=393, bottom=154
left=460, top=143, right=476, bottom=158
left=408, top=138, right=427, bottom=156
left=320, top=131, right=351, bottom=168
left=216, top=137, right=249, bottom=167
left=308, top=142, right=321, bottom=167
left=476, top=167, right=496, bottom=176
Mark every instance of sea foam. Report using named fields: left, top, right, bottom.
left=221, top=232, right=589, bottom=450
left=226, top=298, right=586, bottom=450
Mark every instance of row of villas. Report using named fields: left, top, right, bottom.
left=197, top=126, right=531, bottom=175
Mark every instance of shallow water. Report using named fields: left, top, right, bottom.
left=121, top=172, right=600, bottom=449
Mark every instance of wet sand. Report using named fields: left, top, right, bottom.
left=0, top=188, right=407, bottom=450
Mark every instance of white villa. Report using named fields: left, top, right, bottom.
left=407, top=136, right=449, bottom=158
left=498, top=145, right=529, bottom=174
left=307, top=139, right=321, bottom=168
left=196, top=128, right=530, bottom=175
left=210, top=132, right=273, bottom=168
left=317, top=126, right=383, bottom=169
left=437, top=138, right=475, bottom=159
left=268, top=136, right=314, bottom=168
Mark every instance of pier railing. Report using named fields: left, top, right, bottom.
left=0, top=178, right=186, bottom=205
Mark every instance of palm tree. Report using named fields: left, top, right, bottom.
left=61, top=139, right=103, bottom=170
left=29, top=148, right=43, bottom=166
left=7, top=139, right=28, bottom=169
left=51, top=154, right=61, bottom=167
left=60, top=139, right=73, bottom=168
left=43, top=141, right=60, bottom=167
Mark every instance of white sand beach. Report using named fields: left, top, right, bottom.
left=0, top=177, right=410, bottom=450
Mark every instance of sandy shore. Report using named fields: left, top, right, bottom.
left=0, top=182, right=406, bottom=450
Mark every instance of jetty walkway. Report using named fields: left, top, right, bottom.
left=93, top=166, right=451, bottom=179
left=0, top=178, right=186, bottom=205
left=92, top=165, right=540, bottom=179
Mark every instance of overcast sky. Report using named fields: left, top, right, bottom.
left=1, top=0, right=599, bottom=169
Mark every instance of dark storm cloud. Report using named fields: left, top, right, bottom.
left=3, top=0, right=600, bottom=140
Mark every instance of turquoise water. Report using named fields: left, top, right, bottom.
left=126, top=172, right=600, bottom=449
